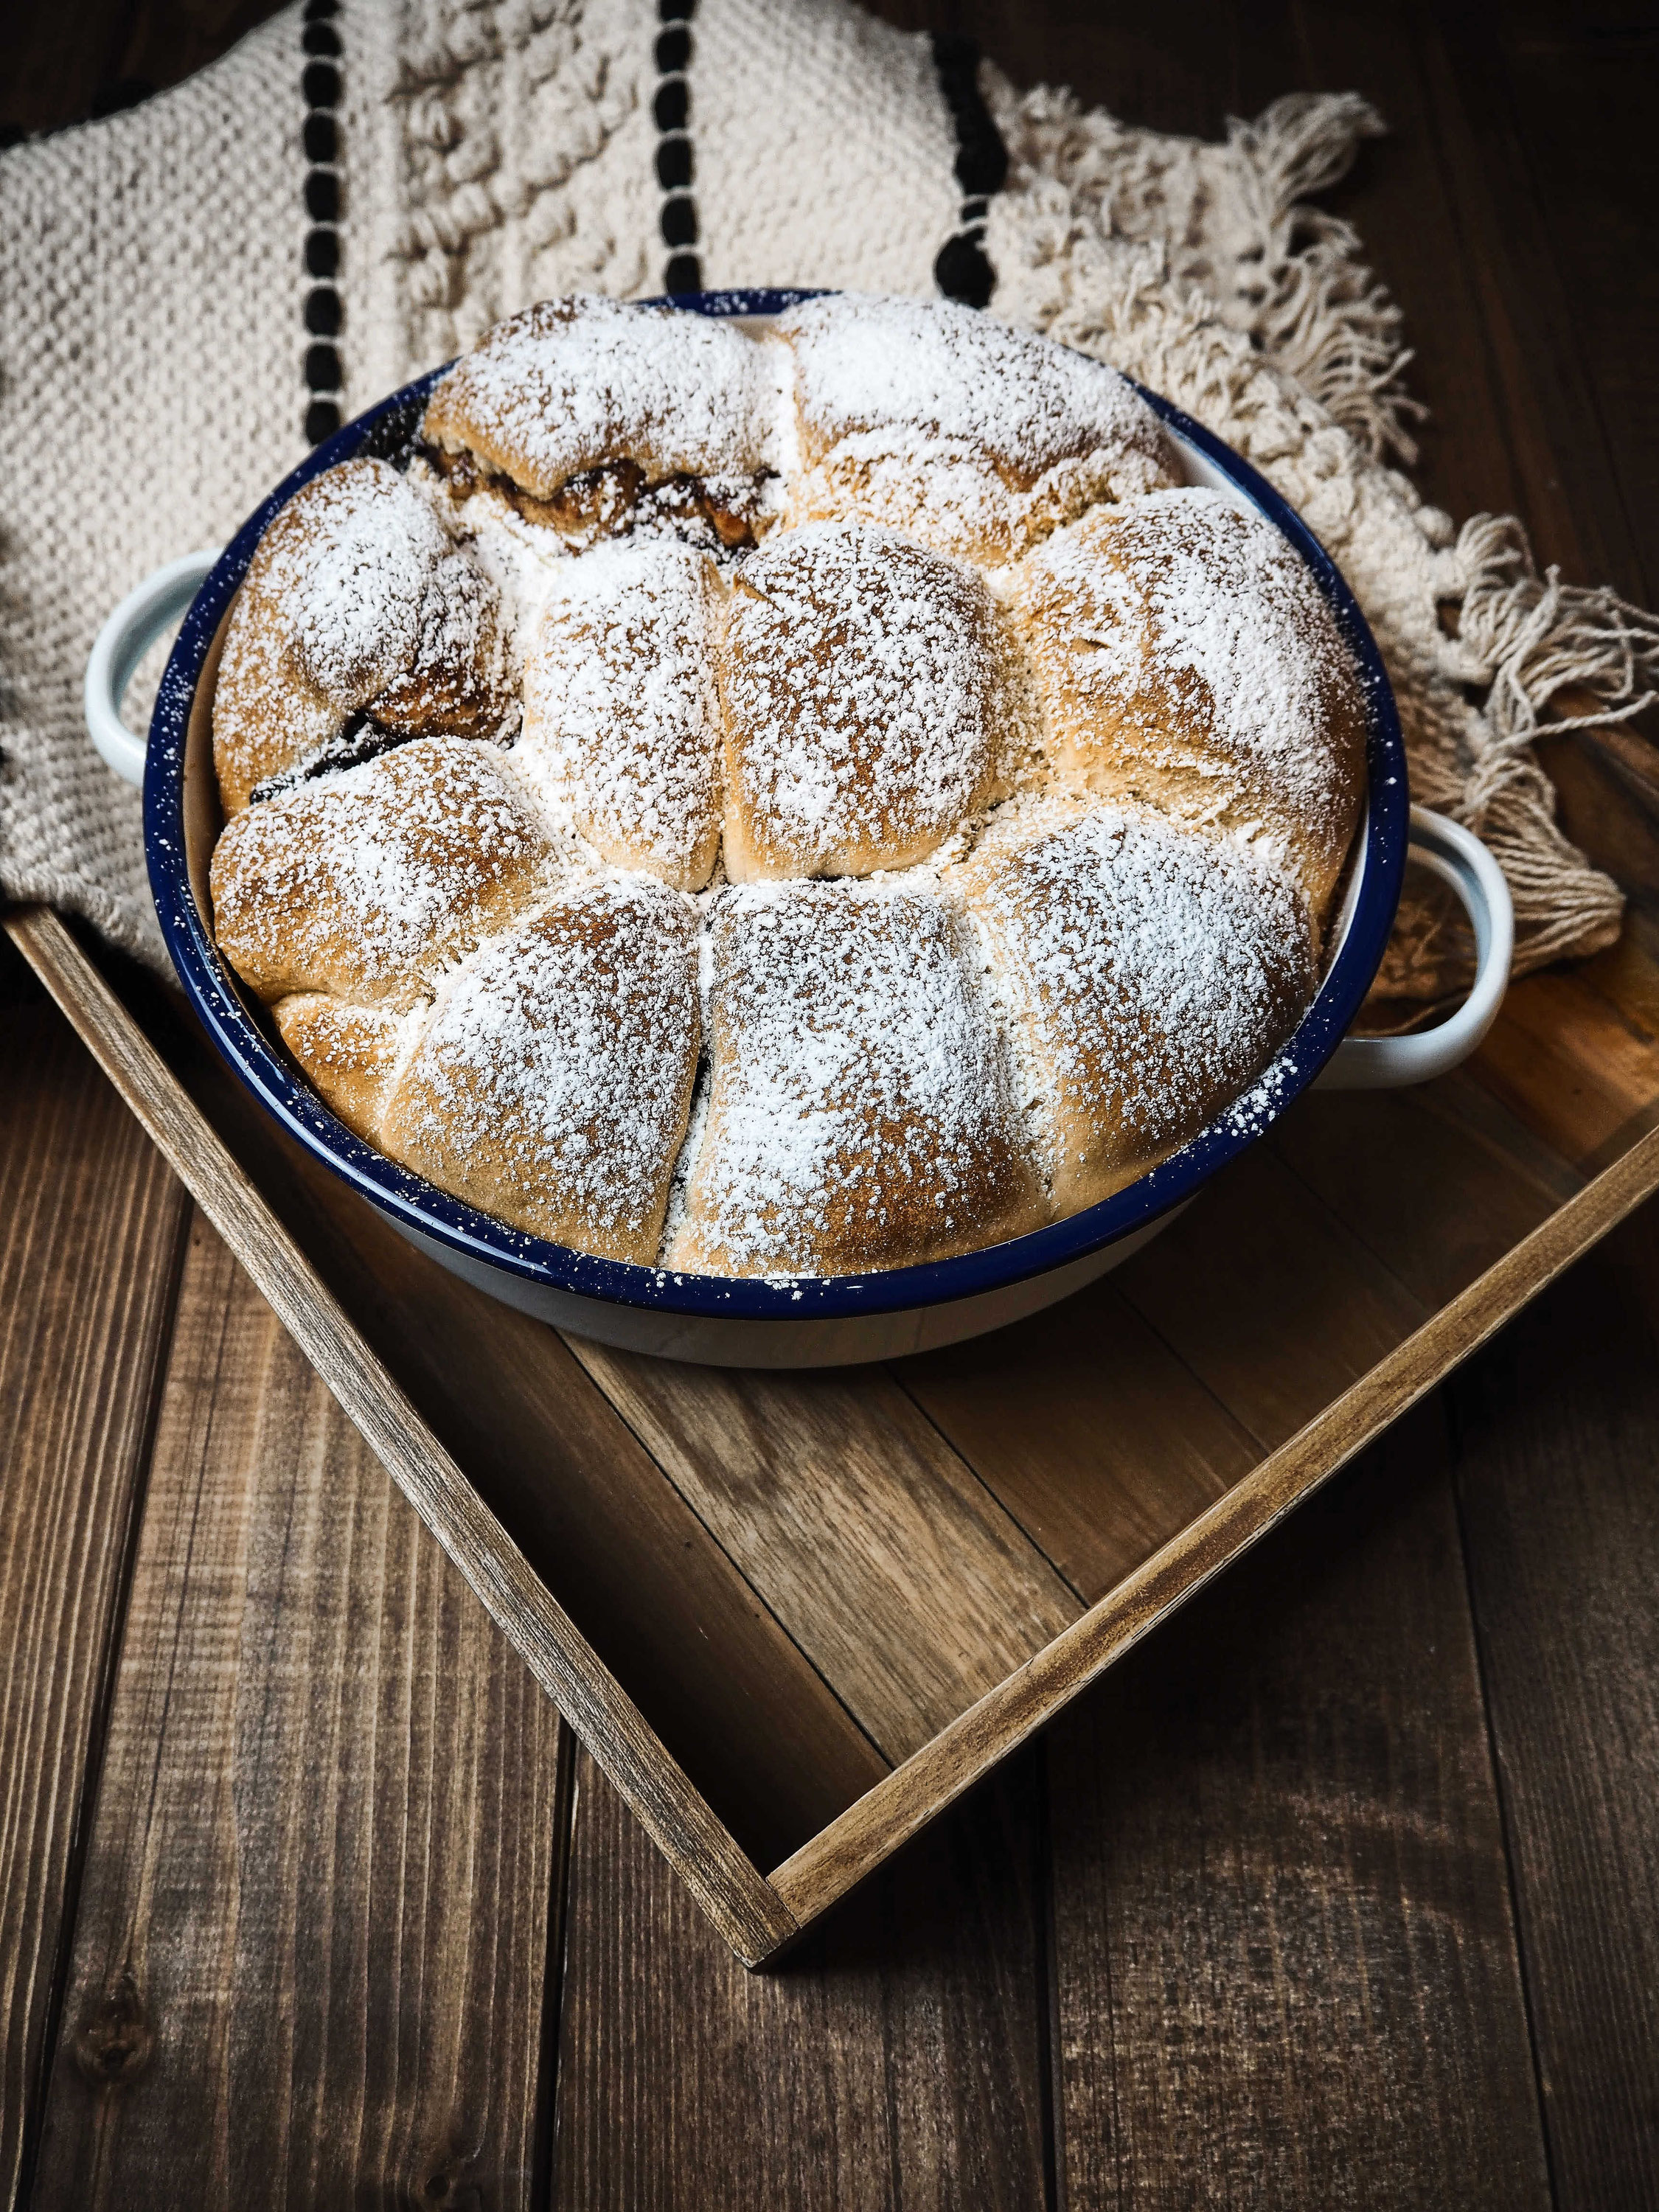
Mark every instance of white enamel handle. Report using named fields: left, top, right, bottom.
left=85, top=549, right=221, bottom=788
left=1318, top=804, right=1514, bottom=1090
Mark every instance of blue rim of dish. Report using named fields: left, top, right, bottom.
left=145, top=287, right=1408, bottom=1324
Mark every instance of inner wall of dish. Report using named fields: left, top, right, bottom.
left=184, top=608, right=231, bottom=922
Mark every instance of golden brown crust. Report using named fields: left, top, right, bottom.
left=271, top=994, right=411, bottom=1140
left=1015, top=490, right=1366, bottom=923
left=717, top=523, right=1019, bottom=882
left=212, top=297, right=1368, bottom=1281
left=519, top=540, right=724, bottom=891
left=421, top=294, right=772, bottom=509
left=426, top=444, right=775, bottom=557
left=378, top=880, right=701, bottom=1262
left=212, top=458, right=510, bottom=815
left=209, top=737, right=555, bottom=1012
left=772, top=293, right=1181, bottom=563
left=671, top=880, right=1048, bottom=1276
left=952, top=799, right=1315, bottom=1210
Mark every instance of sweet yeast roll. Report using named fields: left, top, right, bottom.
left=378, top=879, right=701, bottom=1264
left=772, top=293, right=1181, bottom=563
left=519, top=539, right=724, bottom=891
left=212, top=458, right=509, bottom=813
left=270, top=995, right=413, bottom=1142
left=421, top=293, right=778, bottom=550
left=717, top=521, right=1020, bottom=881
left=951, top=799, right=1315, bottom=1210
left=1016, top=487, right=1366, bottom=921
left=672, top=879, right=1047, bottom=1277
left=210, top=736, right=556, bottom=1012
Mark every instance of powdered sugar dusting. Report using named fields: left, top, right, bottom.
left=775, top=293, right=1178, bottom=557
left=777, top=293, right=1170, bottom=479
left=423, top=293, right=777, bottom=500
left=720, top=521, right=1014, bottom=878
left=382, top=880, right=700, bottom=1263
left=521, top=540, right=723, bottom=890
left=271, top=992, right=417, bottom=1142
left=210, top=737, right=556, bottom=1012
left=1221, top=1046, right=1301, bottom=1141
left=213, top=458, right=508, bottom=811
left=672, top=879, right=1043, bottom=1275
left=956, top=800, right=1314, bottom=1197
left=1019, top=488, right=1364, bottom=902
left=214, top=296, right=1360, bottom=1278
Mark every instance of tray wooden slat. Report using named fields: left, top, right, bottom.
left=1479, top=964, right=1659, bottom=1170
left=568, top=1343, right=1082, bottom=1759
left=1111, top=1145, right=1429, bottom=1450
left=901, top=1287, right=1256, bottom=1604
left=1270, top=1083, right=1572, bottom=1310
left=768, top=1112, right=1659, bottom=1927
left=282, top=1167, right=894, bottom=1863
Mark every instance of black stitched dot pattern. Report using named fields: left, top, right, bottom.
left=302, top=0, right=344, bottom=446
left=655, top=0, right=700, bottom=295
left=931, top=32, right=1006, bottom=310
left=655, top=134, right=692, bottom=191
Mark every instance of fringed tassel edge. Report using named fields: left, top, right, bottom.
left=1223, top=92, right=1425, bottom=466
left=1376, top=515, right=1655, bottom=998
left=987, top=76, right=1425, bottom=464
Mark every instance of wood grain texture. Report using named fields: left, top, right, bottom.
left=1281, top=0, right=1659, bottom=1184
left=6, top=0, right=1659, bottom=2191
left=308, top=1206, right=893, bottom=1866
left=552, top=1745, right=1051, bottom=2212
left=1475, top=731, right=1659, bottom=1180
left=5, top=910, right=794, bottom=1964
left=29, top=1216, right=569, bottom=2211
left=1047, top=1406, right=1551, bottom=2211
left=874, top=0, right=1300, bottom=142
left=1417, top=0, right=1651, bottom=594
left=0, top=984, right=189, bottom=2212
left=1450, top=1203, right=1659, bottom=2208
left=568, top=1344, right=1080, bottom=1759
left=1267, top=1082, right=1568, bottom=1311
left=1472, top=0, right=1658, bottom=604
left=1473, top=968, right=1659, bottom=1173
left=0, top=0, right=288, bottom=137
left=1113, top=1145, right=1428, bottom=1450
left=897, top=1282, right=1257, bottom=1604
left=1537, top=731, right=1659, bottom=931
left=1462, top=734, right=1659, bottom=1175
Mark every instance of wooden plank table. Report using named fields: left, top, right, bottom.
left=4, top=2, right=1658, bottom=2204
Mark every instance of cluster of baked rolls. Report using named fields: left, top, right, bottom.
left=209, top=292, right=1365, bottom=1278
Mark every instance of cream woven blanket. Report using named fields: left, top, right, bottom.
left=3, top=0, right=1654, bottom=996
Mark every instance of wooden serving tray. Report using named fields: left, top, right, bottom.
left=10, top=730, right=1659, bottom=1966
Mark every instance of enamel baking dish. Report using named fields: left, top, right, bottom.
left=90, top=290, right=1512, bottom=1367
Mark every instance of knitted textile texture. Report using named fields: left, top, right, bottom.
left=3, top=0, right=1655, bottom=998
